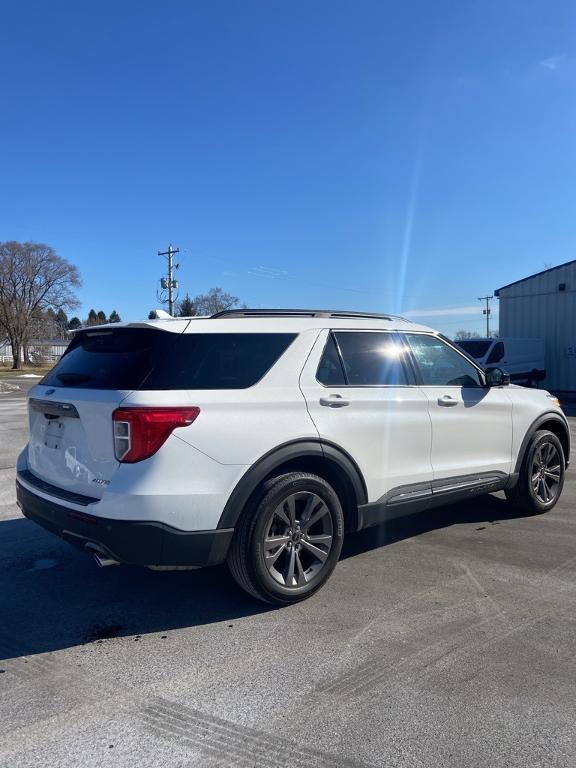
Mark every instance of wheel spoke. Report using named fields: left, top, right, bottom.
left=545, top=468, right=560, bottom=482
left=545, top=443, right=556, bottom=464
left=535, top=446, right=543, bottom=467
left=284, top=495, right=296, bottom=527
left=539, top=478, right=549, bottom=502
left=264, top=535, right=291, bottom=551
left=264, top=535, right=290, bottom=567
left=295, top=550, right=308, bottom=586
left=300, top=495, right=318, bottom=525
left=300, top=539, right=329, bottom=563
left=301, top=501, right=329, bottom=531
left=274, top=503, right=291, bottom=527
left=307, top=534, right=333, bottom=547
left=284, top=546, right=296, bottom=586
left=265, top=543, right=287, bottom=567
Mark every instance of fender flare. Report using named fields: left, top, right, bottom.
left=217, top=439, right=368, bottom=529
left=514, top=411, right=571, bottom=474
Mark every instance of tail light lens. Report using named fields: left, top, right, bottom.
left=112, top=407, right=200, bottom=463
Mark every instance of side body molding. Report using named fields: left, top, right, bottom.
left=357, top=471, right=510, bottom=530
left=217, top=439, right=368, bottom=530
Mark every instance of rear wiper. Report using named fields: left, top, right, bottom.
left=56, top=372, right=93, bottom=385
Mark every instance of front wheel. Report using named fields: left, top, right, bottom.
left=505, top=430, right=565, bottom=514
left=228, top=472, right=344, bottom=604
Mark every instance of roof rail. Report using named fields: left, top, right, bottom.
left=210, top=308, right=409, bottom=322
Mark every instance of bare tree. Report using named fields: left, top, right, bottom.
left=176, top=287, right=244, bottom=317
left=0, top=241, right=81, bottom=369
left=454, top=329, right=481, bottom=341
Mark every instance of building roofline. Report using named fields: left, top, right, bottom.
left=495, top=258, right=576, bottom=296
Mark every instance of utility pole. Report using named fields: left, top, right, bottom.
left=478, top=295, right=493, bottom=337
left=158, top=244, right=180, bottom=316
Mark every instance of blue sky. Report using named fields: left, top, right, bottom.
left=1, top=0, right=575, bottom=335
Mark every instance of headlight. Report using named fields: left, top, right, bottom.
left=546, top=394, right=561, bottom=408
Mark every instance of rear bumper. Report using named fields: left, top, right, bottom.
left=16, top=477, right=234, bottom=568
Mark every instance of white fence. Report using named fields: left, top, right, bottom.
left=0, top=340, right=69, bottom=364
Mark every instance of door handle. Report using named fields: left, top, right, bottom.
left=319, top=394, right=350, bottom=408
left=437, top=395, right=458, bottom=407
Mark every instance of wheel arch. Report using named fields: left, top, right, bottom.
left=217, top=439, right=368, bottom=533
left=514, top=412, right=571, bottom=474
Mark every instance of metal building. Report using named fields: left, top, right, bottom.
left=495, top=259, right=576, bottom=392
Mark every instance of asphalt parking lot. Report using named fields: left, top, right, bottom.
left=1, top=380, right=576, bottom=768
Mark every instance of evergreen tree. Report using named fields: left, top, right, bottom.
left=108, top=310, right=121, bottom=323
left=97, top=310, right=107, bottom=323
left=177, top=294, right=196, bottom=317
left=56, top=308, right=68, bottom=338
left=68, top=317, right=82, bottom=330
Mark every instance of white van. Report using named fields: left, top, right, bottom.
left=456, top=337, right=545, bottom=387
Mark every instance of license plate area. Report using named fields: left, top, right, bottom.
left=45, top=418, right=65, bottom=450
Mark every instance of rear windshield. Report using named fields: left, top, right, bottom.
left=456, top=340, right=492, bottom=359
left=41, top=329, right=297, bottom=390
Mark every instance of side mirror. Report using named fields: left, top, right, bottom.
left=485, top=367, right=510, bottom=387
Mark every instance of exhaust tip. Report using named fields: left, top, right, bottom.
left=93, top=552, right=120, bottom=568
left=85, top=544, right=120, bottom=568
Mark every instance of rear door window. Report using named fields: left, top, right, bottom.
left=42, top=329, right=297, bottom=390
left=332, top=332, right=408, bottom=386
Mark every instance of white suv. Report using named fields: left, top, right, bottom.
left=17, top=309, right=570, bottom=604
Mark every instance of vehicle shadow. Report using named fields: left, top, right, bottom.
left=0, top=494, right=526, bottom=661
left=341, top=492, right=518, bottom=560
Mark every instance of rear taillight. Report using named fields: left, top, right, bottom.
left=112, top=407, right=200, bottom=463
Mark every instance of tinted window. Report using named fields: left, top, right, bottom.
left=457, top=340, right=492, bottom=359
left=42, top=329, right=296, bottom=390
left=334, top=332, right=407, bottom=386
left=405, top=334, right=483, bottom=387
left=317, top=333, right=346, bottom=386
left=486, top=341, right=504, bottom=365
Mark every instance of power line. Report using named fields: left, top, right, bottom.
left=158, top=244, right=180, bottom=316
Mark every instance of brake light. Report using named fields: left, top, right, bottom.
left=112, top=407, right=200, bottom=463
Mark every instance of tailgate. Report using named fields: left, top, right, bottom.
left=27, top=387, right=127, bottom=500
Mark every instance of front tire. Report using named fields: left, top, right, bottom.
left=505, top=430, right=565, bottom=514
left=228, top=472, right=344, bottom=604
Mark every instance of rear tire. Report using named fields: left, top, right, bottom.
left=227, top=472, right=344, bottom=604
left=505, top=430, right=565, bottom=514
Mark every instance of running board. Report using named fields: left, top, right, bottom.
left=357, top=472, right=509, bottom=530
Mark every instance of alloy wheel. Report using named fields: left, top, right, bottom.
left=531, top=441, right=562, bottom=504
left=262, top=491, right=334, bottom=587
